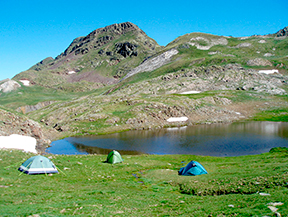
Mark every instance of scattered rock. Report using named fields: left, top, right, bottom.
left=247, top=58, right=272, bottom=66
left=259, top=192, right=270, bottom=196
left=268, top=206, right=278, bottom=212
left=234, top=43, right=251, bottom=48
left=268, top=202, right=284, bottom=206
left=258, top=40, right=266, bottom=43
left=264, top=53, right=273, bottom=57
left=188, top=36, right=228, bottom=50
left=275, top=212, right=281, bottom=217
left=105, top=117, right=120, bottom=124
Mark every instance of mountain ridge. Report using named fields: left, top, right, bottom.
left=13, top=23, right=287, bottom=91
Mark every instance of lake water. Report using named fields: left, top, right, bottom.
left=47, top=122, right=288, bottom=156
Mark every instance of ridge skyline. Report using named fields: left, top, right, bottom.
left=1, top=0, right=287, bottom=80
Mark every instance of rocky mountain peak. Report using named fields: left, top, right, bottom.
left=88, top=22, right=143, bottom=37
left=59, top=22, right=145, bottom=58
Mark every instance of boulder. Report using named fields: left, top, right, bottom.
left=235, top=43, right=251, bottom=48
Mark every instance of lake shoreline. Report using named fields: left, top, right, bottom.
left=46, top=121, right=288, bottom=156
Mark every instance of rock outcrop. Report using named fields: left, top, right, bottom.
left=57, top=22, right=157, bottom=59
left=114, top=64, right=287, bottom=96
left=122, top=49, right=179, bottom=80
left=115, top=42, right=138, bottom=57
left=247, top=58, right=272, bottom=66
left=0, top=109, right=57, bottom=153
left=188, top=36, right=228, bottom=50
left=276, top=26, right=288, bottom=37
left=0, top=79, right=21, bottom=93
left=16, top=101, right=55, bottom=114
left=29, top=57, right=54, bottom=71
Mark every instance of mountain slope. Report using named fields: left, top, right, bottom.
left=116, top=29, right=288, bottom=87
left=13, top=22, right=161, bottom=90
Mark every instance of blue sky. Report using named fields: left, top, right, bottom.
left=0, top=0, right=287, bottom=81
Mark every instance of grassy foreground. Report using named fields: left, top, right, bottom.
left=0, top=149, right=287, bottom=216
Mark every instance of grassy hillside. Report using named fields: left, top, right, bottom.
left=124, top=34, right=288, bottom=86
left=0, top=148, right=287, bottom=216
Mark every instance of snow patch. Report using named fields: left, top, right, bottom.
left=68, top=71, right=76, bottom=75
left=258, top=69, right=279, bottom=74
left=19, top=80, right=30, bottom=86
left=180, top=91, right=201, bottom=94
left=0, top=134, right=37, bottom=153
left=167, top=117, right=188, bottom=122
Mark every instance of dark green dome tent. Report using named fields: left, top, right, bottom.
left=178, top=161, right=207, bottom=176
left=106, top=150, right=123, bottom=164
left=18, top=156, right=58, bottom=175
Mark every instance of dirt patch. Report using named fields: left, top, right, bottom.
left=67, top=71, right=118, bottom=85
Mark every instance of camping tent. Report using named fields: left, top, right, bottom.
left=18, top=155, right=58, bottom=175
left=178, top=160, right=207, bottom=176
left=106, top=150, right=123, bottom=164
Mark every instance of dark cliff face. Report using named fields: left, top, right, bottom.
left=57, top=22, right=148, bottom=59
left=276, top=26, right=288, bottom=37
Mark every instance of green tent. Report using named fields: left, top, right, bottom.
left=18, top=155, right=58, bottom=175
left=106, top=150, right=123, bottom=164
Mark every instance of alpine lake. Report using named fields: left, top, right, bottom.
left=47, top=121, right=288, bottom=156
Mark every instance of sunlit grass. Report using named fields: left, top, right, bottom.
left=0, top=149, right=287, bottom=216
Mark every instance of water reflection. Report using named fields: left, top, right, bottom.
left=47, top=122, right=288, bottom=156
left=72, top=142, right=143, bottom=155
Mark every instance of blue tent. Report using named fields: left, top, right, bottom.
left=178, top=161, right=208, bottom=176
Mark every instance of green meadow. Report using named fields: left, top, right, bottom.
left=0, top=148, right=287, bottom=216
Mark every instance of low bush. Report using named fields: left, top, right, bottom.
left=179, top=173, right=288, bottom=196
